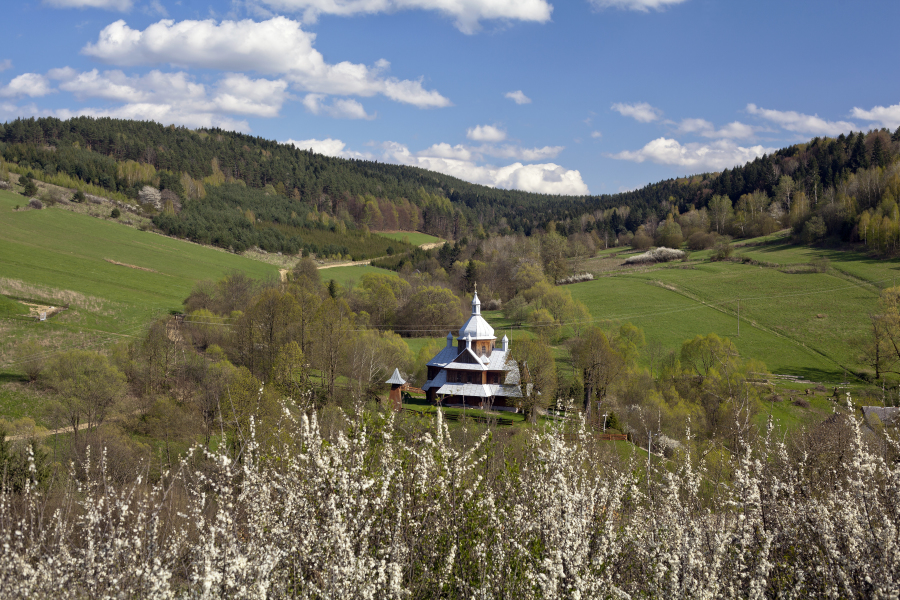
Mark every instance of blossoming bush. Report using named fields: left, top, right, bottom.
left=1, top=406, right=898, bottom=599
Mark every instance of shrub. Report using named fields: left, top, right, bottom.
left=711, top=237, right=734, bottom=260
left=687, top=231, right=717, bottom=250
left=111, top=208, right=121, bottom=219
left=556, top=272, right=594, bottom=285
left=72, top=190, right=86, bottom=203
left=623, top=247, right=685, bottom=265
left=28, top=198, right=42, bottom=210
left=22, top=179, right=38, bottom=198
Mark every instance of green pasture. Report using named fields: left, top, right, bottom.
left=569, top=261, right=865, bottom=381
left=0, top=295, right=26, bottom=315
left=0, top=189, right=278, bottom=336
left=320, top=264, right=398, bottom=289
left=375, top=231, right=443, bottom=246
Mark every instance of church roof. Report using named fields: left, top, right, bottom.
left=432, top=382, right=523, bottom=398
left=458, top=290, right=495, bottom=340
left=385, top=368, right=406, bottom=385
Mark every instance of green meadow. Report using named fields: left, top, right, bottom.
left=320, top=264, right=398, bottom=289
left=0, top=189, right=278, bottom=357
left=568, top=237, right=900, bottom=382
left=374, top=231, right=443, bottom=246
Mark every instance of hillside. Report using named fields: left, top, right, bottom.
left=3, top=117, right=899, bottom=249
left=0, top=187, right=277, bottom=361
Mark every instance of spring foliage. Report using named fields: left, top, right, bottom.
left=1, top=404, right=898, bottom=599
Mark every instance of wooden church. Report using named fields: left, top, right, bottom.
left=422, top=289, right=522, bottom=411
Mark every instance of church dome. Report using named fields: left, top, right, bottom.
left=458, top=290, right=495, bottom=340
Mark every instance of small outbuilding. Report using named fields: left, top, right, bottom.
left=385, top=368, right=406, bottom=411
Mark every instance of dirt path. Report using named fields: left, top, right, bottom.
left=10, top=419, right=106, bottom=441
left=312, top=239, right=443, bottom=272
left=317, top=259, right=373, bottom=270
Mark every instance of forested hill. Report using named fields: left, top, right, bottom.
left=2, top=116, right=899, bottom=245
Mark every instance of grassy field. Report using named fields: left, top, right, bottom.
left=375, top=231, right=443, bottom=246
left=567, top=237, right=900, bottom=383
left=0, top=189, right=278, bottom=365
left=320, top=264, right=398, bottom=289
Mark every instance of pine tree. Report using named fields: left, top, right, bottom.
left=872, top=137, right=886, bottom=168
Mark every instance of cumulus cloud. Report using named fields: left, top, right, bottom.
left=45, top=68, right=289, bottom=118
left=589, top=0, right=687, bottom=11
left=418, top=142, right=473, bottom=161
left=52, top=104, right=250, bottom=131
left=746, top=103, right=855, bottom=137
left=392, top=142, right=588, bottom=194
left=591, top=131, right=602, bottom=138
left=851, top=103, right=900, bottom=130
left=505, top=90, right=531, bottom=104
left=466, top=124, right=506, bottom=142
left=480, top=144, right=563, bottom=161
left=675, top=118, right=756, bottom=140
left=82, top=17, right=450, bottom=108
left=302, top=93, right=374, bottom=119
left=254, top=0, right=553, bottom=34
left=279, top=134, right=585, bottom=194
left=0, top=73, right=55, bottom=98
left=611, top=101, right=662, bottom=123
left=44, top=0, right=133, bottom=9
left=609, top=137, right=776, bottom=171
left=283, top=137, right=372, bottom=159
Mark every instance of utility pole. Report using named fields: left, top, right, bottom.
left=602, top=412, right=608, bottom=432
left=737, top=298, right=740, bottom=337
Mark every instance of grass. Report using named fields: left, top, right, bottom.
left=0, top=188, right=280, bottom=424
left=0, top=189, right=278, bottom=337
left=320, top=264, right=399, bottom=289
left=374, top=231, right=443, bottom=246
left=0, top=295, right=26, bottom=316
left=569, top=240, right=900, bottom=382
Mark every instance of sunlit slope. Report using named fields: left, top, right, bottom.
left=568, top=257, right=882, bottom=381
left=0, top=190, right=278, bottom=334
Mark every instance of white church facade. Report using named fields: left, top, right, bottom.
left=422, top=290, right=522, bottom=411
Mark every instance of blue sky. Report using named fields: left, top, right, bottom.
left=2, top=0, right=899, bottom=195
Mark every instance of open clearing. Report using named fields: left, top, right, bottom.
left=374, top=231, right=443, bottom=246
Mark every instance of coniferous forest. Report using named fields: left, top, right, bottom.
left=3, top=116, right=900, bottom=254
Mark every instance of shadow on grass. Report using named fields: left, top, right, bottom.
left=775, top=366, right=848, bottom=384
left=0, top=371, right=29, bottom=385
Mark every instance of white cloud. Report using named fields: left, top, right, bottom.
left=675, top=118, right=756, bottom=139
left=505, top=90, right=531, bottom=104
left=82, top=17, right=450, bottom=108
left=467, top=124, right=506, bottom=142
left=590, top=0, right=687, bottom=11
left=0, top=74, right=54, bottom=98
left=44, top=0, right=133, bottom=9
left=611, top=101, right=662, bottom=123
left=390, top=142, right=588, bottom=194
left=851, top=103, right=900, bottom=130
left=145, top=0, right=168, bottom=16
left=591, top=131, right=602, bottom=138
left=52, top=104, right=250, bottom=131
left=746, top=103, right=856, bottom=137
left=284, top=137, right=373, bottom=159
left=255, top=0, right=553, bottom=34
left=609, top=137, right=776, bottom=171
left=302, top=93, right=374, bottom=119
left=0, top=60, right=11, bottom=72
left=418, top=143, right=473, bottom=161
left=480, top=144, right=563, bottom=161
left=46, top=68, right=288, bottom=118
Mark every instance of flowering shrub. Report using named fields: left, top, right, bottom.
left=1, top=406, right=898, bottom=598
left=556, top=273, right=594, bottom=285
left=623, top=247, right=685, bottom=265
